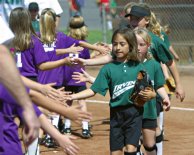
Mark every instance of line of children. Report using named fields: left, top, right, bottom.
left=37, top=8, right=110, bottom=148
left=65, top=27, right=159, bottom=155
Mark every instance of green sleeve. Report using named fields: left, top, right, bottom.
left=90, top=66, right=109, bottom=96
left=154, top=61, right=165, bottom=90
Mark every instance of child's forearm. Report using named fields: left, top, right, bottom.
left=38, top=58, right=69, bottom=70
left=56, top=48, right=71, bottom=55
left=72, top=89, right=95, bottom=100
left=21, top=76, right=43, bottom=92
left=39, top=114, right=61, bottom=140
left=157, top=87, right=169, bottom=100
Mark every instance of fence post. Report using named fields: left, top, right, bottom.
left=101, top=4, right=107, bottom=43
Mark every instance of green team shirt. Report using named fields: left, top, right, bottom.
left=149, top=31, right=173, bottom=64
left=32, top=20, right=40, bottom=32
left=161, top=31, right=170, bottom=49
left=142, top=59, right=165, bottom=119
left=90, top=60, right=141, bottom=108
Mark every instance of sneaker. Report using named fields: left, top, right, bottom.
left=44, top=137, right=58, bottom=148
left=61, top=127, right=71, bottom=135
left=82, top=129, right=92, bottom=139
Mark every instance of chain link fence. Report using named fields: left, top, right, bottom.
left=1, top=0, right=193, bottom=65
left=110, top=0, right=194, bottom=65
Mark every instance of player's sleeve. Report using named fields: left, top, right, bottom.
left=153, top=61, right=165, bottom=90
left=32, top=37, right=49, bottom=65
left=90, top=66, right=110, bottom=96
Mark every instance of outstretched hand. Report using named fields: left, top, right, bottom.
left=72, top=68, right=94, bottom=84
left=56, top=135, right=79, bottom=155
left=66, top=105, right=92, bottom=123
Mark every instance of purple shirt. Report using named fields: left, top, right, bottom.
left=15, top=35, right=49, bottom=77
left=64, top=40, right=90, bottom=86
left=37, top=32, right=80, bottom=86
left=0, top=84, right=42, bottom=155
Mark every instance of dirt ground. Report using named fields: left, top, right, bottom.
left=34, top=66, right=194, bottom=155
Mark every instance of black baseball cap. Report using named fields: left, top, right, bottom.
left=28, top=2, right=39, bottom=11
left=125, top=5, right=151, bottom=18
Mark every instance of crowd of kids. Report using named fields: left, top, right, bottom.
left=0, top=1, right=185, bottom=155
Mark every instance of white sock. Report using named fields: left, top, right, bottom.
left=156, top=142, right=163, bottom=155
left=159, top=112, right=164, bottom=130
left=65, top=119, right=71, bottom=128
left=27, top=138, right=39, bottom=155
left=82, top=121, right=89, bottom=130
left=51, top=115, right=60, bottom=128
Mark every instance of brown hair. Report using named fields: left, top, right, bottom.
left=9, top=7, right=36, bottom=51
left=112, top=27, right=139, bottom=61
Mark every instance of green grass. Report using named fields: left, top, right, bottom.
left=63, top=29, right=112, bottom=44
left=87, top=30, right=112, bottom=44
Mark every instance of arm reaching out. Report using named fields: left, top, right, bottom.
left=39, top=114, right=79, bottom=155
left=29, top=90, right=92, bottom=121
left=56, top=44, right=84, bottom=55
left=72, top=54, right=113, bottom=66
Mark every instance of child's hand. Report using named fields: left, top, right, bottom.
left=162, top=98, right=171, bottom=111
left=66, top=105, right=92, bottom=122
left=97, top=45, right=111, bottom=55
left=139, top=87, right=156, bottom=101
left=72, top=68, right=94, bottom=83
left=69, top=43, right=84, bottom=54
left=71, top=57, right=86, bottom=66
left=56, top=135, right=79, bottom=155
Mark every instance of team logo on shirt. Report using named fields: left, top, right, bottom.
left=43, top=41, right=56, bottom=52
left=112, top=80, right=155, bottom=99
left=112, top=81, right=135, bottom=99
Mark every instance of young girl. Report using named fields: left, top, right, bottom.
left=65, top=28, right=156, bottom=155
left=9, top=7, right=72, bottom=82
left=72, top=28, right=171, bottom=155
left=38, top=8, right=109, bottom=146
left=134, top=28, right=170, bottom=155
left=62, top=15, right=91, bottom=138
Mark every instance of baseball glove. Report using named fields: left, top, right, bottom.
left=130, top=70, right=153, bottom=107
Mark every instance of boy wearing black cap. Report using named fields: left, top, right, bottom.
left=28, top=2, right=40, bottom=32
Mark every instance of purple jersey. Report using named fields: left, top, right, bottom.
left=15, top=35, right=49, bottom=77
left=64, top=40, right=90, bottom=86
left=37, top=32, right=80, bottom=86
left=0, top=84, right=42, bottom=155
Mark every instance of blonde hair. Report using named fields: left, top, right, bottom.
left=112, top=28, right=139, bottom=61
left=40, top=8, right=56, bottom=44
left=68, top=15, right=88, bottom=40
left=149, top=12, right=164, bottom=40
left=9, top=7, right=36, bottom=51
left=134, top=28, right=153, bottom=60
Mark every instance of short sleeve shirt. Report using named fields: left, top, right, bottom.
left=149, top=31, right=173, bottom=64
left=64, top=40, right=90, bottom=86
left=37, top=32, right=80, bottom=86
left=141, top=59, right=165, bottom=119
left=16, top=35, right=49, bottom=77
left=91, top=60, right=141, bottom=108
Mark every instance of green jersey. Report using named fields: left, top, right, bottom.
left=142, top=59, right=165, bottom=119
left=91, top=60, right=141, bottom=108
left=149, top=31, right=173, bottom=64
left=32, top=20, right=40, bottom=32
left=161, top=31, right=170, bottom=49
